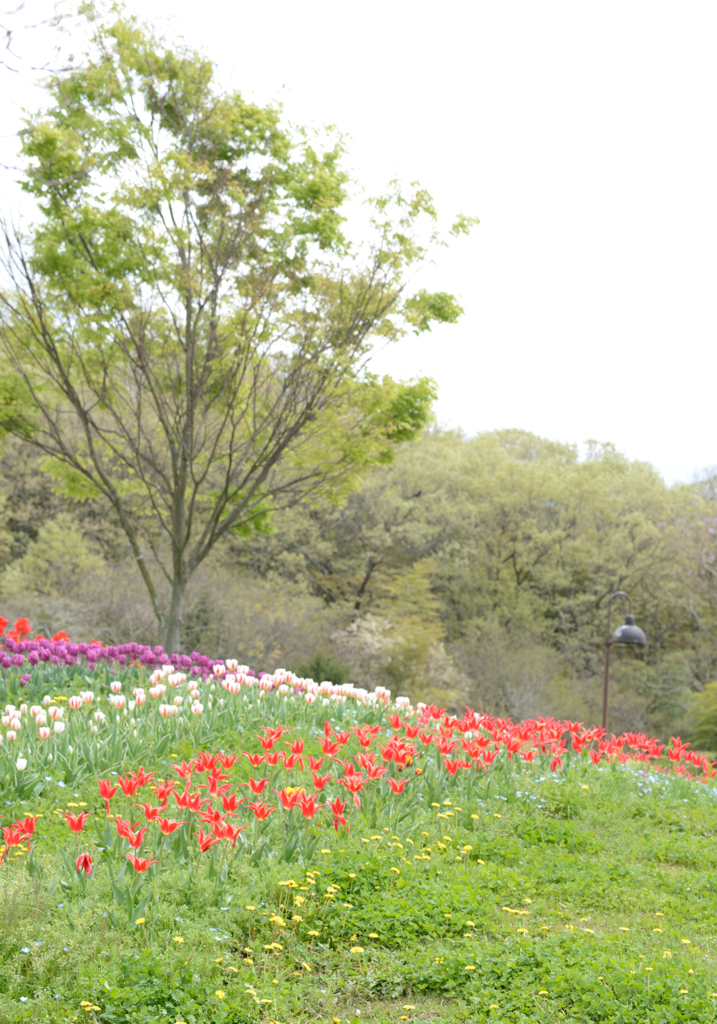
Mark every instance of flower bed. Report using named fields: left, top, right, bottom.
left=2, top=618, right=717, bottom=1023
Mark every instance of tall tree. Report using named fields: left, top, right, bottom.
left=0, top=13, right=474, bottom=650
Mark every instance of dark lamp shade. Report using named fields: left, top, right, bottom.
left=612, top=614, right=646, bottom=645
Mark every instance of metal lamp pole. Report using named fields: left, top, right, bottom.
left=602, top=590, right=647, bottom=731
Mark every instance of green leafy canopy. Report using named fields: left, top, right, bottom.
left=0, top=6, right=475, bottom=648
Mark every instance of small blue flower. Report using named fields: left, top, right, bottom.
left=63, top=947, right=69, bottom=951
left=57, top=903, right=64, bottom=908
left=20, top=947, right=30, bottom=953
left=34, top=941, right=41, bottom=946
left=19, top=996, right=28, bottom=1002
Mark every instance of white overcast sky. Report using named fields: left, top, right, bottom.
left=2, top=0, right=715, bottom=484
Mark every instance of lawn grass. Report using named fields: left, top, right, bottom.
left=2, top=680, right=717, bottom=1023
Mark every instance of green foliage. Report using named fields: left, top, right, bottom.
left=295, top=652, right=351, bottom=686
left=690, top=681, right=717, bottom=752
left=238, top=427, right=715, bottom=731
left=403, top=290, right=464, bottom=334
left=0, top=10, right=472, bottom=650
left=2, top=701, right=717, bottom=1023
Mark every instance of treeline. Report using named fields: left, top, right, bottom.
left=1, top=428, right=716, bottom=740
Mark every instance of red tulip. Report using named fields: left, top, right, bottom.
left=126, top=825, right=148, bottom=850
left=218, top=822, right=247, bottom=846
left=355, top=727, right=373, bottom=748
left=337, top=773, right=367, bottom=810
left=117, top=772, right=141, bottom=797
left=243, top=752, right=265, bottom=768
left=298, top=794, right=324, bottom=819
left=153, top=778, right=178, bottom=803
left=365, top=763, right=388, bottom=780
left=174, top=787, right=210, bottom=812
left=308, top=755, right=325, bottom=771
left=13, top=815, right=39, bottom=852
left=171, top=760, right=196, bottom=779
left=76, top=852, right=93, bottom=876
left=133, top=766, right=154, bottom=788
left=14, top=814, right=39, bottom=837
left=243, top=777, right=269, bottom=795
left=195, top=752, right=221, bottom=773
left=219, top=753, right=238, bottom=769
left=193, top=827, right=220, bottom=852
left=115, top=816, right=139, bottom=839
left=312, top=771, right=332, bottom=791
left=64, top=811, right=90, bottom=833
left=274, top=788, right=301, bottom=811
left=98, top=777, right=119, bottom=815
left=247, top=801, right=275, bottom=820
left=202, top=770, right=228, bottom=794
left=156, top=817, right=183, bottom=835
left=281, top=752, right=303, bottom=770
left=285, top=738, right=304, bottom=756
left=329, top=796, right=347, bottom=817
left=221, top=793, right=244, bottom=814
left=387, top=778, right=408, bottom=794
left=139, top=803, right=165, bottom=822
left=125, top=853, right=158, bottom=873
left=1, top=825, right=26, bottom=852
left=198, top=807, right=224, bottom=826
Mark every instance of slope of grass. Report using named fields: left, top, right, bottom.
left=2, top=681, right=717, bottom=1023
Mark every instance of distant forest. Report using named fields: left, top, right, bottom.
left=2, top=428, right=717, bottom=741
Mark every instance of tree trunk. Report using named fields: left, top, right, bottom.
left=162, top=574, right=186, bottom=654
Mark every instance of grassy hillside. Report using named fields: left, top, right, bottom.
left=1, top=657, right=717, bottom=1023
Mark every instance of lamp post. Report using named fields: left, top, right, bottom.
left=602, top=590, right=647, bottom=731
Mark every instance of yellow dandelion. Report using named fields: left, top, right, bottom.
left=215, top=990, right=225, bottom=999
left=173, top=936, right=184, bottom=943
